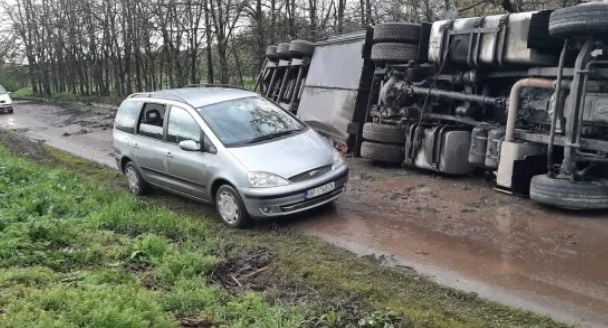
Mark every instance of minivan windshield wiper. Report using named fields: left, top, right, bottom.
left=245, top=129, right=302, bottom=144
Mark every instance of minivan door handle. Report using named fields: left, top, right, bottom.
left=166, top=151, right=173, bottom=159
left=133, top=142, right=139, bottom=149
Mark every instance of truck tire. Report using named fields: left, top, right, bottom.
left=265, top=45, right=278, bottom=60
left=373, top=22, right=420, bottom=43
left=360, top=141, right=404, bottom=164
left=549, top=2, right=608, bottom=38
left=362, top=123, right=405, bottom=143
left=277, top=43, right=291, bottom=59
left=529, top=174, right=608, bottom=210
left=289, top=40, right=315, bottom=57
left=371, top=43, right=417, bottom=63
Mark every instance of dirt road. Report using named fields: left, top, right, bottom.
left=2, top=100, right=607, bottom=327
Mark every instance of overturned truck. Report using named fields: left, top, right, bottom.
left=266, top=2, right=608, bottom=210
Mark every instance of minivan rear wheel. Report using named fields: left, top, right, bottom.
left=124, top=162, right=149, bottom=196
left=216, top=185, right=251, bottom=228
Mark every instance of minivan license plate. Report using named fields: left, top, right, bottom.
left=306, top=182, right=335, bottom=199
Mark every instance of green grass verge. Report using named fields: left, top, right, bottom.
left=0, top=136, right=569, bottom=328
left=12, top=86, right=33, bottom=98
left=0, top=145, right=304, bottom=327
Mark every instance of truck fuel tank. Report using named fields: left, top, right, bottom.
left=413, top=127, right=474, bottom=175
left=429, top=12, right=557, bottom=68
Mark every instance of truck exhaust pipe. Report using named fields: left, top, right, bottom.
left=505, top=78, right=557, bottom=142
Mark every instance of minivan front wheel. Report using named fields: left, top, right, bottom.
left=124, top=162, right=149, bottom=196
left=216, top=185, right=251, bottom=228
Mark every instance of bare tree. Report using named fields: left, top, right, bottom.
left=0, top=0, right=575, bottom=98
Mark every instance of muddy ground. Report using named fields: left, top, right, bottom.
left=1, top=100, right=607, bottom=327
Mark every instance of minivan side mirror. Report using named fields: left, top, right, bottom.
left=178, top=140, right=201, bottom=151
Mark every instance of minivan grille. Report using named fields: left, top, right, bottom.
left=289, top=165, right=332, bottom=183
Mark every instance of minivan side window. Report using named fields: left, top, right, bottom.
left=138, top=103, right=166, bottom=140
left=114, top=101, right=142, bottom=133
left=167, top=106, right=201, bottom=144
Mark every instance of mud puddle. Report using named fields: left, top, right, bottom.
left=0, top=101, right=116, bottom=167
left=291, top=159, right=608, bottom=327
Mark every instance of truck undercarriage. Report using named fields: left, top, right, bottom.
left=258, top=2, right=608, bottom=210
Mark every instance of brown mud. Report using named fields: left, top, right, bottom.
left=210, top=248, right=275, bottom=293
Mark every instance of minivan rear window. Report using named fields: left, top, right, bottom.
left=114, top=101, right=142, bottom=133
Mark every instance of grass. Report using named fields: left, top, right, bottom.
left=12, top=86, right=33, bottom=98
left=0, top=145, right=305, bottom=327
left=0, top=131, right=570, bottom=327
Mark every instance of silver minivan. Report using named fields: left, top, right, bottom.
left=113, top=87, right=348, bottom=227
left=0, top=84, right=13, bottom=114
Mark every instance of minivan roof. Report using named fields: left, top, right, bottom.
left=128, top=87, right=258, bottom=108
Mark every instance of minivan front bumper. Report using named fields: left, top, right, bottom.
left=0, top=104, right=13, bottom=113
left=239, top=165, right=349, bottom=218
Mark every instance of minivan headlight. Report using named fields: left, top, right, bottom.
left=332, top=149, right=344, bottom=170
left=248, top=171, right=289, bottom=188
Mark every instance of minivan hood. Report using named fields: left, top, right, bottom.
left=228, top=129, right=334, bottom=179
left=0, top=94, right=12, bottom=104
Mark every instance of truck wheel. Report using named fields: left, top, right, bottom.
left=529, top=174, right=608, bottom=210
left=360, top=141, right=404, bottom=164
left=265, top=45, right=278, bottom=60
left=373, top=22, right=420, bottom=43
left=371, top=43, right=417, bottom=63
left=276, top=43, right=291, bottom=59
left=549, top=2, right=608, bottom=38
left=362, top=123, right=405, bottom=143
left=289, top=40, right=315, bottom=57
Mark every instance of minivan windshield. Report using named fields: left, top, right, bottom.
left=197, top=96, right=305, bottom=147
left=0, top=85, right=8, bottom=94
